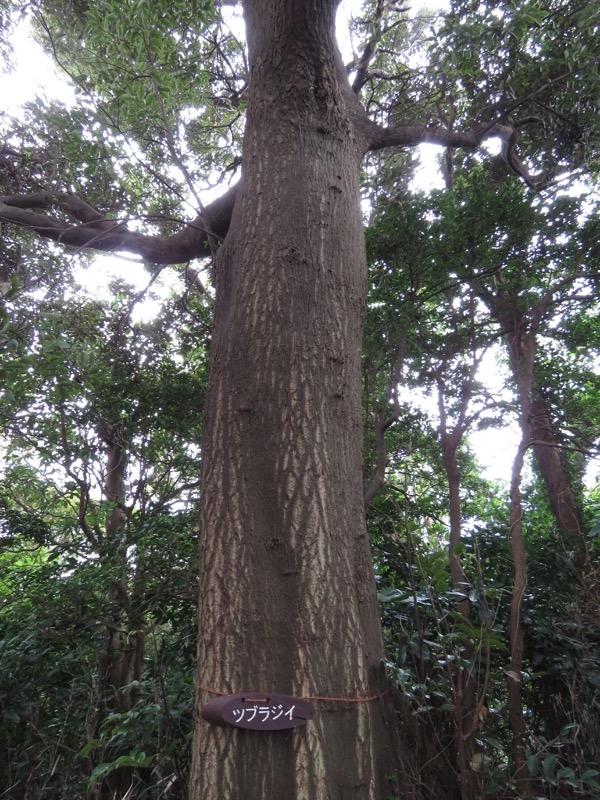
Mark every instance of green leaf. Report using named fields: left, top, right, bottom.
left=378, top=588, right=403, bottom=602
left=88, top=751, right=152, bottom=789
left=556, top=767, right=577, bottom=786
left=484, top=781, right=502, bottom=795
left=480, top=736, right=503, bottom=751
left=76, top=739, right=102, bottom=758
left=542, top=754, right=558, bottom=779
left=527, top=754, right=539, bottom=777
left=581, top=769, right=600, bottom=781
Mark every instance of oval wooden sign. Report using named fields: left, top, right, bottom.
left=201, top=692, right=315, bottom=731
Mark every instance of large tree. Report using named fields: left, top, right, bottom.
left=1, top=0, right=598, bottom=798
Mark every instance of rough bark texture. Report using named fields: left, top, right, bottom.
left=189, top=2, right=401, bottom=798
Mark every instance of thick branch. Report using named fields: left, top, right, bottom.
left=363, top=119, right=547, bottom=189
left=0, top=184, right=237, bottom=264
left=366, top=120, right=495, bottom=150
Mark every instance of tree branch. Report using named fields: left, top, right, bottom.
left=347, top=1, right=408, bottom=94
left=363, top=119, right=548, bottom=190
left=0, top=184, right=237, bottom=264
left=349, top=0, right=385, bottom=94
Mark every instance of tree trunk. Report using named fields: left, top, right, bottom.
left=441, top=436, right=481, bottom=800
left=505, top=327, right=537, bottom=800
left=92, top=433, right=145, bottom=800
left=529, top=394, right=585, bottom=549
left=493, top=301, right=587, bottom=562
left=507, top=440, right=532, bottom=800
left=436, top=364, right=482, bottom=800
left=190, top=2, right=402, bottom=798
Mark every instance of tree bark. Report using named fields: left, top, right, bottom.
left=507, top=443, right=532, bottom=799
left=436, top=370, right=483, bottom=800
left=505, top=319, right=538, bottom=800
left=93, top=431, right=146, bottom=800
left=529, top=394, right=585, bottom=545
left=441, top=435, right=481, bottom=800
left=189, top=2, right=402, bottom=798
left=480, top=293, right=588, bottom=563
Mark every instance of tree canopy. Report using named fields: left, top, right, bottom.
left=1, top=1, right=599, bottom=798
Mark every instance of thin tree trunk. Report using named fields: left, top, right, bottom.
left=507, top=440, right=532, bottom=799
left=102, top=435, right=131, bottom=711
left=436, top=369, right=482, bottom=800
left=93, top=432, right=145, bottom=799
left=491, top=299, right=587, bottom=562
left=504, top=321, right=540, bottom=800
left=190, top=2, right=403, bottom=798
left=442, top=437, right=481, bottom=800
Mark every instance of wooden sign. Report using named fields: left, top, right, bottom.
left=201, top=692, right=315, bottom=731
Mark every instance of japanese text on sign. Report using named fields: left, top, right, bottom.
left=200, top=691, right=315, bottom=730
left=231, top=703, right=295, bottom=724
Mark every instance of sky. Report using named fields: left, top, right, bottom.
left=1, top=3, right=528, bottom=485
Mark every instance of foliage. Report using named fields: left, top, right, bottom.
left=0, top=280, right=206, bottom=795
left=1, top=0, right=600, bottom=797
